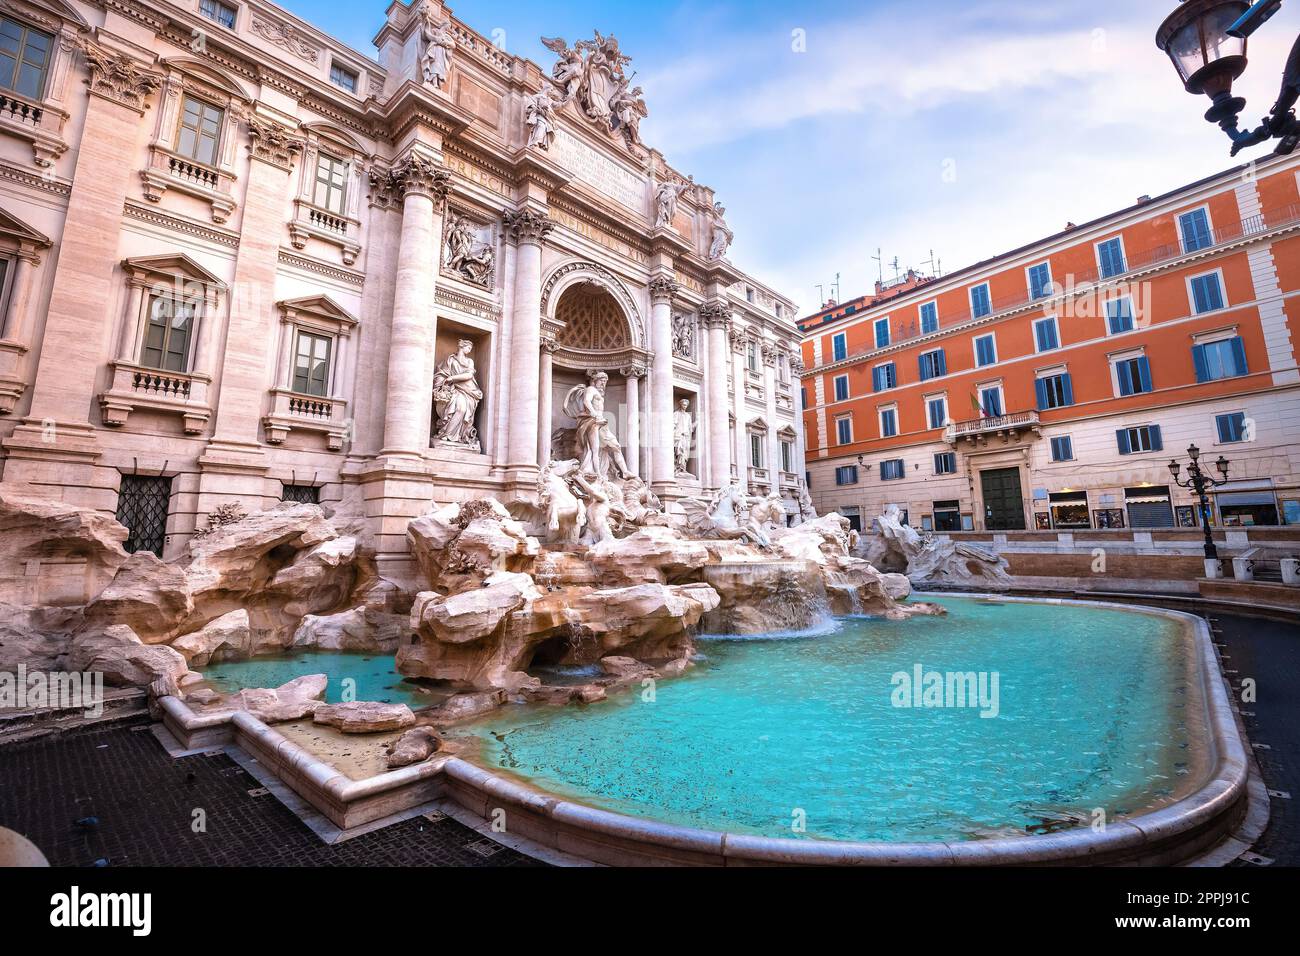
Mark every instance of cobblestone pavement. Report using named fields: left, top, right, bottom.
left=0, top=721, right=543, bottom=867
left=1209, top=611, right=1300, bottom=867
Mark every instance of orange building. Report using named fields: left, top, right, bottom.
left=797, top=155, right=1300, bottom=534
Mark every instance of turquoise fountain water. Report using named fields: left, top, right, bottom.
left=459, top=597, right=1198, bottom=844
left=201, top=651, right=435, bottom=709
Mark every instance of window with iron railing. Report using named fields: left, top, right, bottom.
left=177, top=95, right=222, bottom=166
left=0, top=16, right=52, bottom=100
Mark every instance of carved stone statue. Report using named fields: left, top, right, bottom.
left=540, top=32, right=639, bottom=144
left=524, top=85, right=560, bottom=150
left=872, top=504, right=1012, bottom=587
left=444, top=213, right=494, bottom=286
left=563, top=370, right=633, bottom=482
left=672, top=398, right=696, bottom=478
left=707, top=202, right=734, bottom=259
left=420, top=9, right=455, bottom=89
left=432, top=339, right=483, bottom=449
left=655, top=179, right=692, bottom=229
left=793, top=480, right=818, bottom=527
left=678, top=485, right=771, bottom=550
left=609, top=78, right=646, bottom=147
left=671, top=312, right=695, bottom=360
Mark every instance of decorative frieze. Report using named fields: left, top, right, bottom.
left=80, top=41, right=161, bottom=114
left=251, top=15, right=321, bottom=64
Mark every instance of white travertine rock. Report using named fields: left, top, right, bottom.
left=312, top=701, right=416, bottom=734
left=171, top=609, right=250, bottom=667
left=385, top=727, right=443, bottom=768
left=871, top=504, right=1012, bottom=588
left=292, top=606, right=404, bottom=653
left=82, top=552, right=194, bottom=644
left=0, top=492, right=129, bottom=606
left=407, top=499, right=538, bottom=585
left=588, top=526, right=710, bottom=585
left=218, top=674, right=329, bottom=723
left=68, top=624, right=191, bottom=688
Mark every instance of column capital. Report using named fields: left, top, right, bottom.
left=621, top=364, right=647, bottom=379
left=761, top=342, right=779, bottom=367
left=503, top=208, right=555, bottom=246
left=242, top=113, right=305, bottom=170
left=540, top=337, right=559, bottom=354
left=80, top=40, right=161, bottom=114
left=699, top=300, right=731, bottom=330
left=789, top=356, right=805, bottom=374
left=729, top=326, right=748, bottom=353
left=373, top=152, right=452, bottom=206
left=648, top=275, right=680, bottom=304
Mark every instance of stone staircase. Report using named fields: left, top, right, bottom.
left=0, top=688, right=146, bottom=746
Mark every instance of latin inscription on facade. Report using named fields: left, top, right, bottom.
left=551, top=130, right=646, bottom=211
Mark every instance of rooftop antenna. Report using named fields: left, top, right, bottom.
left=815, top=283, right=824, bottom=305
left=871, top=249, right=883, bottom=286
left=833, top=272, right=841, bottom=303
left=922, top=249, right=939, bottom=277
left=890, top=256, right=902, bottom=283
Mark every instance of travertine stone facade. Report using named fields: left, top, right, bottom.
left=0, top=0, right=801, bottom=589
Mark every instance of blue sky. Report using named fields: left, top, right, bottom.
left=281, top=0, right=1300, bottom=314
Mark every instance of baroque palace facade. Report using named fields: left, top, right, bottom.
left=800, top=155, right=1300, bottom=535
left=0, top=0, right=803, bottom=588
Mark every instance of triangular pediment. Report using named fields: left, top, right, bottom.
left=278, top=294, right=358, bottom=326
left=123, top=253, right=226, bottom=289
left=0, top=207, right=50, bottom=246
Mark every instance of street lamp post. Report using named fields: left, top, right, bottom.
left=1156, top=0, right=1300, bottom=155
left=1169, top=444, right=1231, bottom=568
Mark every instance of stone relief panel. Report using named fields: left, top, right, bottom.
left=671, top=312, right=696, bottom=361
left=442, top=211, right=496, bottom=289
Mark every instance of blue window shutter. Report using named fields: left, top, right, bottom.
left=1230, top=337, right=1248, bottom=376
left=936, top=349, right=946, bottom=376
left=1137, top=356, right=1153, bottom=393
left=1192, top=343, right=1209, bottom=382
left=1035, top=378, right=1048, bottom=410
left=1117, top=429, right=1131, bottom=455
left=1117, top=362, right=1133, bottom=396
left=1216, top=415, right=1231, bottom=443
left=872, top=367, right=881, bottom=392
left=1062, top=374, right=1074, bottom=406
left=1149, top=424, right=1163, bottom=452
left=1191, top=277, right=1208, bottom=313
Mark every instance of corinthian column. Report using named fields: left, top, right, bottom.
left=622, top=364, right=644, bottom=477
left=648, top=276, right=678, bottom=494
left=503, top=208, right=555, bottom=480
left=538, top=338, right=557, bottom=467
left=701, top=302, right=732, bottom=491
left=379, top=153, right=451, bottom=459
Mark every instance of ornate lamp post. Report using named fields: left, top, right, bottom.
left=1169, top=444, right=1231, bottom=568
left=1155, top=1, right=1300, bottom=155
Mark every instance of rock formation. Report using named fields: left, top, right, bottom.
left=863, top=504, right=1012, bottom=588
left=313, top=701, right=416, bottom=734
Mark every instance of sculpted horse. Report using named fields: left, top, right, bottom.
left=679, top=484, right=772, bottom=550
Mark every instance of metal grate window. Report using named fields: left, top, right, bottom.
left=281, top=484, right=320, bottom=505
left=116, top=475, right=172, bottom=556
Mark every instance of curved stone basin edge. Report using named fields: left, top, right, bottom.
left=157, top=596, right=1252, bottom=864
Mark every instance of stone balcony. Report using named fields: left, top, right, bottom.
left=288, top=200, right=362, bottom=266
left=262, top=389, right=349, bottom=450
left=99, top=362, right=213, bottom=434
left=0, top=91, right=69, bottom=167
left=944, top=410, right=1041, bottom=446
left=141, top=145, right=237, bottom=223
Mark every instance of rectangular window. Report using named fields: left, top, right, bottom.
left=140, top=294, right=197, bottom=372
left=918, top=348, right=946, bottom=381
left=973, top=333, right=997, bottom=368
left=1035, top=372, right=1074, bottom=410
left=934, top=452, right=957, bottom=475
left=927, top=397, right=947, bottom=430
left=980, top=387, right=1003, bottom=418
left=836, top=416, right=852, bottom=445
left=879, top=408, right=897, bottom=438
left=881, top=459, right=905, bottom=481
left=282, top=483, right=321, bottom=505
left=750, top=434, right=763, bottom=468
left=1216, top=412, right=1247, bottom=444
left=1033, top=316, right=1060, bottom=352
left=832, top=332, right=847, bottom=362
left=920, top=302, right=938, bottom=335
left=1193, top=336, right=1248, bottom=382
left=177, top=95, right=223, bottom=166
left=835, top=465, right=859, bottom=486
left=0, top=16, right=53, bottom=100
left=1097, top=238, right=1127, bottom=278
left=747, top=342, right=759, bottom=372
left=781, top=441, right=793, bottom=473
left=1028, top=262, right=1053, bottom=300
left=292, top=330, right=332, bottom=397
left=1116, top=424, right=1163, bottom=455
left=1179, top=208, right=1213, bottom=252
left=115, top=475, right=172, bottom=558
left=312, top=154, right=349, bottom=214
left=1106, top=297, right=1134, bottom=334
left=874, top=317, right=890, bottom=348
left=970, top=283, right=992, bottom=318
left=1190, top=272, right=1225, bottom=314
left=872, top=362, right=896, bottom=392
left=1115, top=355, right=1153, bottom=396
left=199, top=0, right=237, bottom=29
left=800, top=387, right=807, bottom=409
left=833, top=375, right=849, bottom=402
left=330, top=62, right=358, bottom=94
left=1050, top=436, right=1074, bottom=461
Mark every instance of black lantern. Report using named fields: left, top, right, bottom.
left=1157, top=0, right=1300, bottom=155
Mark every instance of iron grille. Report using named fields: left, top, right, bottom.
left=281, top=484, right=320, bottom=505
left=116, top=474, right=172, bottom=556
